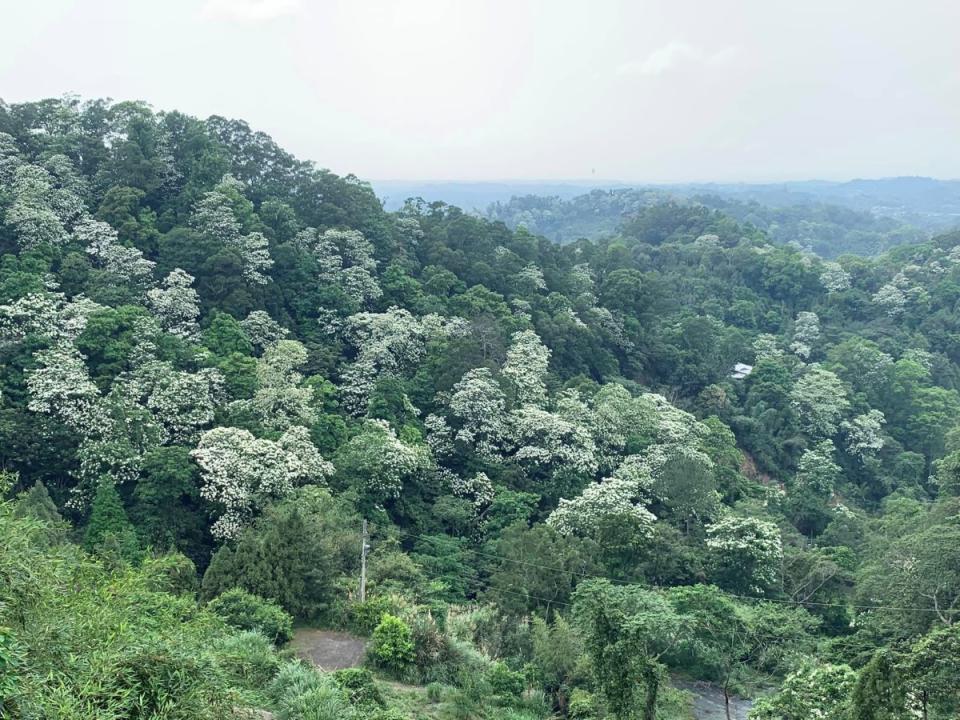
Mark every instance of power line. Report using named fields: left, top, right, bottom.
left=378, top=526, right=952, bottom=616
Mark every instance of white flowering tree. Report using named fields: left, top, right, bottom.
left=841, top=409, right=885, bottom=460
left=502, top=329, right=550, bottom=406
left=790, top=311, right=820, bottom=360
left=333, top=419, right=432, bottom=504
left=753, top=333, right=784, bottom=363
left=510, top=405, right=598, bottom=480
left=240, top=310, right=289, bottom=353
left=296, top=227, right=381, bottom=305
left=25, top=343, right=102, bottom=432
left=794, top=440, right=842, bottom=496
left=191, top=175, right=273, bottom=284
left=790, top=365, right=850, bottom=439
left=247, top=339, right=316, bottom=431
left=447, top=367, right=508, bottom=460
left=192, top=425, right=332, bottom=540
left=705, top=516, right=783, bottom=594
left=819, top=262, right=852, bottom=293
left=549, top=455, right=657, bottom=538
left=339, top=308, right=467, bottom=415
left=77, top=217, right=155, bottom=287
left=5, top=164, right=74, bottom=249
left=146, top=268, right=200, bottom=339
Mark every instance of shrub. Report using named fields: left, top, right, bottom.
left=350, top=595, right=396, bottom=634
left=425, top=682, right=444, bottom=702
left=333, top=667, right=384, bottom=708
left=212, top=630, right=281, bottom=689
left=208, top=588, right=294, bottom=645
left=489, top=660, right=525, bottom=699
left=568, top=688, right=596, bottom=719
left=276, top=683, right=357, bottom=720
left=142, top=552, right=199, bottom=595
left=370, top=614, right=415, bottom=673
left=270, top=660, right=327, bottom=702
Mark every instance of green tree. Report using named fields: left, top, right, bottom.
left=573, top=579, right=683, bottom=720
left=83, top=480, right=139, bottom=561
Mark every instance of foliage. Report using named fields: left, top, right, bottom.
left=207, top=588, right=294, bottom=645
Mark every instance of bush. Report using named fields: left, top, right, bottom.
left=208, top=588, right=294, bottom=645
left=568, top=688, right=596, bottom=719
left=489, top=660, right=525, bottom=699
left=276, top=683, right=357, bottom=720
left=425, top=681, right=444, bottom=702
left=333, top=667, right=384, bottom=708
left=212, top=630, right=282, bottom=689
left=270, top=660, right=326, bottom=701
left=350, top=595, right=397, bottom=634
left=370, top=614, right=415, bottom=673
left=142, top=552, right=199, bottom=595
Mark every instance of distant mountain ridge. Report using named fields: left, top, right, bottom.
left=373, top=177, right=960, bottom=257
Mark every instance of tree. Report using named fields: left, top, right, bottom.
left=201, top=487, right=358, bottom=619
left=83, top=480, right=139, bottom=560
left=247, top=339, right=316, bottom=431
left=333, top=419, right=431, bottom=508
left=848, top=650, right=909, bottom=720
left=750, top=663, right=856, bottom=720
left=192, top=425, right=333, bottom=540
left=790, top=365, right=850, bottom=439
left=903, top=623, right=960, bottom=719
left=502, top=329, right=550, bottom=406
left=705, top=516, right=782, bottom=594
left=485, top=523, right=599, bottom=616
left=573, top=579, right=684, bottom=720
left=668, top=585, right=816, bottom=720
left=790, top=311, right=820, bottom=360
left=146, top=268, right=200, bottom=339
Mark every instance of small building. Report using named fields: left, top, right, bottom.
left=730, top=362, right=753, bottom=380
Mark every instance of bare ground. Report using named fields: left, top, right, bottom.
left=290, top=628, right=368, bottom=671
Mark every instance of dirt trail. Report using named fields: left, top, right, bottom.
left=290, top=629, right=367, bottom=671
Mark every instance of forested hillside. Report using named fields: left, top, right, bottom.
left=2, top=97, right=960, bottom=719
left=486, top=189, right=931, bottom=257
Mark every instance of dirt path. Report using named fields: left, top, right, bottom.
left=290, top=629, right=367, bottom=671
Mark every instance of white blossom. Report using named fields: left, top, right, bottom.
left=193, top=425, right=331, bottom=540
left=26, top=343, right=101, bottom=432
left=790, top=311, right=820, bottom=360
left=78, top=217, right=155, bottom=286
left=841, top=409, right=885, bottom=460
left=502, top=330, right=550, bottom=407
left=790, top=365, right=850, bottom=439
left=705, top=516, right=783, bottom=593
left=820, top=262, right=851, bottom=293
left=240, top=310, right=289, bottom=352
left=247, top=339, right=316, bottom=431
left=147, top=268, right=200, bottom=339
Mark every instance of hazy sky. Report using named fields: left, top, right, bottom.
left=1, top=0, right=959, bottom=182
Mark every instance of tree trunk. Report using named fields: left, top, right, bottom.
left=724, top=681, right=732, bottom=720
left=642, top=669, right=660, bottom=720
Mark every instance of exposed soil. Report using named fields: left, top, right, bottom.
left=290, top=628, right=368, bottom=671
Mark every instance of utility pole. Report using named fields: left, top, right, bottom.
left=359, top=519, right=369, bottom=603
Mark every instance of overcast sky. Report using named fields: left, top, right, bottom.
left=1, top=0, right=959, bottom=183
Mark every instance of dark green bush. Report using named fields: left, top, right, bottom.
left=207, top=588, right=294, bottom=645
left=333, top=667, right=384, bottom=708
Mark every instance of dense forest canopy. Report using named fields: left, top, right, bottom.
left=2, top=96, right=960, bottom=719
left=484, top=188, right=937, bottom=257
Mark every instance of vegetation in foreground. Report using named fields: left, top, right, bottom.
left=1, top=96, right=959, bottom=718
